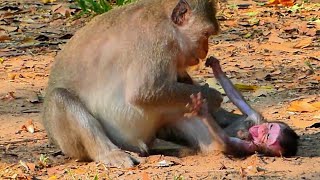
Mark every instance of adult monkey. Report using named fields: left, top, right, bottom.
left=43, top=0, right=223, bottom=168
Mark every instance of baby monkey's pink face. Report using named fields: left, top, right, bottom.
left=249, top=123, right=283, bottom=155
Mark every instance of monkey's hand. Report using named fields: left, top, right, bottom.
left=184, top=92, right=209, bottom=118
left=244, top=112, right=265, bottom=125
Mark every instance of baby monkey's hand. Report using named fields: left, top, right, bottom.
left=185, top=92, right=209, bottom=118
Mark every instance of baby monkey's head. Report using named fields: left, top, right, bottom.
left=249, top=122, right=299, bottom=157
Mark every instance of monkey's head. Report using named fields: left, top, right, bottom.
left=171, top=0, right=220, bottom=66
left=249, top=122, right=299, bottom=157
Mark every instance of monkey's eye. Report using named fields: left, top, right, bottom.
left=270, top=124, right=273, bottom=129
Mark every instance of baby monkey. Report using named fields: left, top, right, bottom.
left=199, top=56, right=299, bottom=157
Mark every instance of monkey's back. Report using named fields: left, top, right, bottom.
left=44, top=0, right=180, bottom=149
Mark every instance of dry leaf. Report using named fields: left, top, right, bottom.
left=11, top=174, right=18, bottom=179
left=8, top=73, right=17, bottom=80
left=288, top=100, right=319, bottom=112
left=42, top=0, right=56, bottom=3
left=21, top=119, right=35, bottom=133
left=310, top=102, right=320, bottom=108
left=257, top=42, right=298, bottom=53
left=47, top=167, right=63, bottom=176
left=0, top=30, right=11, bottom=41
left=292, top=117, right=319, bottom=129
left=268, top=32, right=285, bottom=43
left=293, top=38, right=313, bottom=48
left=234, top=84, right=258, bottom=91
left=142, top=172, right=150, bottom=180
left=1, top=92, right=16, bottom=101
left=0, top=25, right=18, bottom=32
left=26, top=163, right=36, bottom=171
left=48, top=176, right=57, bottom=180
left=268, top=0, right=294, bottom=6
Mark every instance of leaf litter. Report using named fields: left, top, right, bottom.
left=0, top=0, right=319, bottom=179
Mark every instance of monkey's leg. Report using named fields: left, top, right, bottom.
left=43, top=88, right=135, bottom=167
left=206, top=56, right=264, bottom=124
left=157, top=118, right=213, bottom=151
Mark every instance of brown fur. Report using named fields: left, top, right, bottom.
left=43, top=0, right=221, bottom=167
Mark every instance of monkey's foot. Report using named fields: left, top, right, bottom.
left=99, top=150, right=138, bottom=168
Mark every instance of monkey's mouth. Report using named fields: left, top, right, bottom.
left=249, top=125, right=259, bottom=140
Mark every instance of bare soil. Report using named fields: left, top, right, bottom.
left=0, top=0, right=319, bottom=179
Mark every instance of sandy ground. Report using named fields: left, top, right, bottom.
left=0, top=0, right=320, bottom=179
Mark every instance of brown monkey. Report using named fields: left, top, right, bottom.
left=43, top=0, right=222, bottom=168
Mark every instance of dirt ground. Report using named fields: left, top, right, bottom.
left=0, top=0, right=320, bottom=179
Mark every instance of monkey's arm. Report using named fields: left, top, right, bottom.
left=129, top=79, right=222, bottom=113
left=205, top=56, right=264, bottom=124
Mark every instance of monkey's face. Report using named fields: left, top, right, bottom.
left=194, top=26, right=218, bottom=59
left=249, top=123, right=283, bottom=155
left=171, top=0, right=219, bottom=66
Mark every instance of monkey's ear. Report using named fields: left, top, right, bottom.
left=171, top=0, right=191, bottom=26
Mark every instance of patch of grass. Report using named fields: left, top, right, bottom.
left=76, top=0, right=134, bottom=15
left=39, top=154, right=50, bottom=167
left=174, top=175, right=184, bottom=180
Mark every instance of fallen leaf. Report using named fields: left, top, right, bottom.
left=142, top=172, right=150, bottom=180
left=21, top=119, right=35, bottom=133
left=0, top=25, right=18, bottom=32
left=1, top=92, right=16, bottom=101
left=268, top=0, right=294, bottom=6
left=42, top=0, right=56, bottom=3
left=0, top=30, right=11, bottom=41
left=47, top=167, right=63, bottom=176
left=8, top=73, right=17, bottom=80
left=234, top=84, right=258, bottom=91
left=293, top=38, right=313, bottom=48
left=26, top=163, right=36, bottom=171
left=11, top=174, right=18, bottom=179
left=292, top=118, right=319, bottom=128
left=311, top=102, right=320, bottom=108
left=48, top=176, right=57, bottom=180
left=257, top=42, right=299, bottom=53
left=268, top=31, right=285, bottom=43
left=288, top=100, right=319, bottom=112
